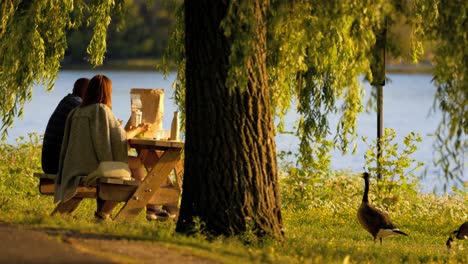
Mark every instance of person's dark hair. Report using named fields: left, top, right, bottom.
left=81, top=74, right=112, bottom=108
left=72, top=78, right=89, bottom=99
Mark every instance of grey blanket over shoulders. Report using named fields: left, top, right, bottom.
left=54, top=104, right=128, bottom=203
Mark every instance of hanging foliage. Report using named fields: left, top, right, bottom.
left=0, top=0, right=124, bottom=138
left=410, top=0, right=467, bottom=187
left=0, top=0, right=465, bottom=184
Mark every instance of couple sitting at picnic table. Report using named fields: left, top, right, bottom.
left=41, top=74, right=175, bottom=221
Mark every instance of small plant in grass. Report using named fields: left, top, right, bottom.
left=451, top=182, right=468, bottom=199
left=278, top=137, right=334, bottom=210
left=0, top=133, right=51, bottom=221
left=0, top=133, right=42, bottom=196
left=362, top=128, right=424, bottom=205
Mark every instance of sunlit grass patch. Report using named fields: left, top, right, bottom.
left=0, top=135, right=467, bottom=263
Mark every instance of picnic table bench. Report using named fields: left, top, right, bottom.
left=34, top=138, right=184, bottom=220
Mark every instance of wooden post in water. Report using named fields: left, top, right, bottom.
left=371, top=19, right=387, bottom=180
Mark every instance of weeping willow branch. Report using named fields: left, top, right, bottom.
left=412, top=0, right=467, bottom=185
left=0, top=0, right=124, bottom=139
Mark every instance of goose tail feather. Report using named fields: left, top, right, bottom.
left=393, top=229, right=408, bottom=236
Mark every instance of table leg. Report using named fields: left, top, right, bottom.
left=138, top=149, right=162, bottom=171
left=173, top=159, right=184, bottom=191
left=51, top=197, right=83, bottom=215
left=160, top=159, right=184, bottom=217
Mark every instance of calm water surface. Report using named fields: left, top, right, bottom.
left=6, top=70, right=466, bottom=193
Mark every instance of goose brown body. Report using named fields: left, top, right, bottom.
left=357, top=172, right=408, bottom=245
left=446, top=221, right=468, bottom=248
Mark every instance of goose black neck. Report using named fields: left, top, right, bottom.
left=362, top=176, right=369, bottom=203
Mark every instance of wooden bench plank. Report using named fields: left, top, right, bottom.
left=38, top=178, right=96, bottom=198
left=34, top=173, right=138, bottom=201
left=34, top=170, right=181, bottom=218
left=98, top=183, right=138, bottom=201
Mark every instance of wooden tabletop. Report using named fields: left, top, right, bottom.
left=128, top=138, right=184, bottom=149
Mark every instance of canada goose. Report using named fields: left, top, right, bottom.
left=446, top=221, right=468, bottom=249
left=357, top=172, right=408, bottom=245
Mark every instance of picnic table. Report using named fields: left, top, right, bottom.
left=35, top=137, right=184, bottom=220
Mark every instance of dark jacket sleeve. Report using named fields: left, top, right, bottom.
left=41, top=94, right=82, bottom=174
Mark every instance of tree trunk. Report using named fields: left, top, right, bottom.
left=177, top=0, right=283, bottom=238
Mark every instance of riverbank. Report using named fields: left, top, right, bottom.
left=61, top=60, right=433, bottom=74
left=61, top=59, right=172, bottom=72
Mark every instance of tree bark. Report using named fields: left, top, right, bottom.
left=177, top=0, right=283, bottom=238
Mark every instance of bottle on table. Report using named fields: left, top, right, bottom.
left=131, top=94, right=142, bottom=127
left=170, top=111, right=179, bottom=141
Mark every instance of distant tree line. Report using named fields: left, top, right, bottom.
left=63, top=0, right=432, bottom=67
left=64, top=0, right=176, bottom=64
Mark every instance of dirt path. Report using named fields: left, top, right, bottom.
left=0, top=223, right=219, bottom=264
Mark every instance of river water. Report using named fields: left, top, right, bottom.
left=5, top=70, right=466, bottom=193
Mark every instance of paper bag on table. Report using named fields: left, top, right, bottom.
left=125, top=88, right=164, bottom=138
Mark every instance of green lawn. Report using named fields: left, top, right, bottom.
left=1, top=134, right=466, bottom=263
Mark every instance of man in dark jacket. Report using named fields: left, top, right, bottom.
left=41, top=78, right=89, bottom=174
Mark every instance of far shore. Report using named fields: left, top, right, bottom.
left=61, top=60, right=434, bottom=74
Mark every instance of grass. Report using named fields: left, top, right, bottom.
left=0, top=134, right=467, bottom=263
